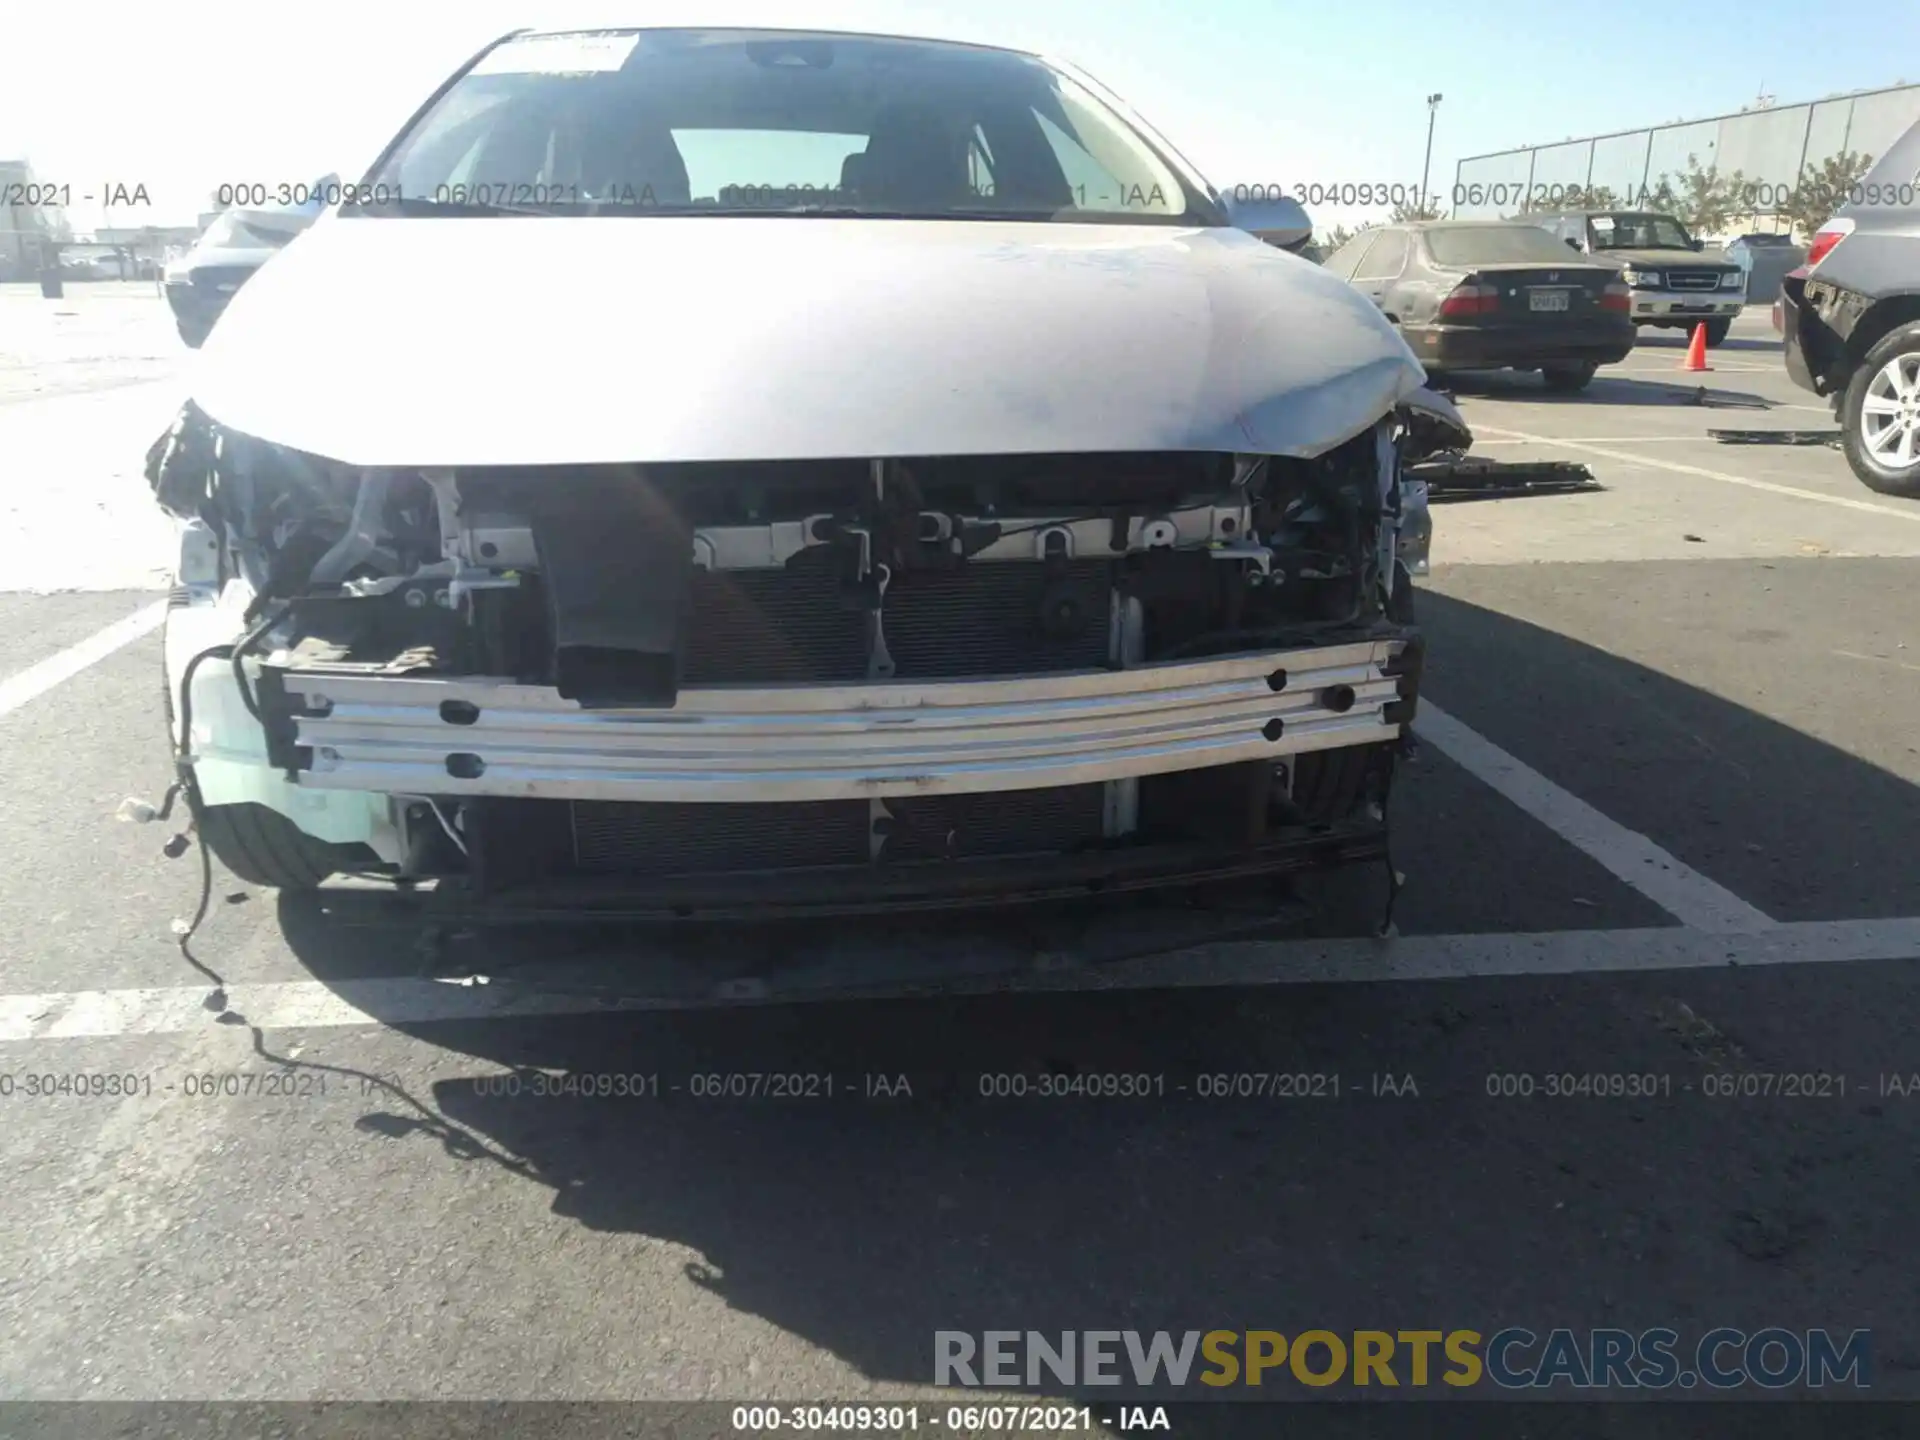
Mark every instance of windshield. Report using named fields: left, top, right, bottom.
left=1425, top=223, right=1583, bottom=265
left=1588, top=213, right=1694, bottom=250
left=353, top=29, right=1201, bottom=223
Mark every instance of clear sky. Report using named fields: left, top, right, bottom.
left=6, top=0, right=1917, bottom=232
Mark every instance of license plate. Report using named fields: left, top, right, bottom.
left=1529, top=289, right=1570, bottom=312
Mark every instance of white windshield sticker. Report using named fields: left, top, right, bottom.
left=470, top=32, right=638, bottom=76
left=1590, top=215, right=1615, bottom=231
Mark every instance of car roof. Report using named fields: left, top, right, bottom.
left=1523, top=209, right=1678, bottom=218
left=514, top=24, right=1039, bottom=60
left=1408, top=219, right=1553, bottom=229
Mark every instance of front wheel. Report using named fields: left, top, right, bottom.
left=1541, top=362, right=1598, bottom=393
left=196, top=802, right=363, bottom=890
left=1841, top=320, right=1920, bottom=497
left=1704, top=318, right=1732, bottom=347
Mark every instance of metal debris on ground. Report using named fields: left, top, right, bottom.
left=1679, top=386, right=1771, bottom=409
left=1410, top=457, right=1602, bottom=502
left=1708, top=428, right=1844, bottom=448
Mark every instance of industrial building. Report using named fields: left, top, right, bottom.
left=0, top=159, right=62, bottom=280
left=1452, top=81, right=1920, bottom=231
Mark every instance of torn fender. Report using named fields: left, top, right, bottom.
left=1398, top=385, right=1473, bottom=463
left=1390, top=387, right=1470, bottom=578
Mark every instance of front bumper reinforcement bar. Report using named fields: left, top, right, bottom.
left=269, top=638, right=1416, bottom=805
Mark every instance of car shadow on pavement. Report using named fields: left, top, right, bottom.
left=1440, top=372, right=1774, bottom=409
left=265, top=576, right=1920, bottom=1412
left=1415, top=568, right=1920, bottom=921
left=1633, top=333, right=1780, bottom=354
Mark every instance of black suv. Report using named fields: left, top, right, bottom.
left=1781, top=116, right=1920, bottom=496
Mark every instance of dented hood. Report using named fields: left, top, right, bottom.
left=190, top=214, right=1427, bottom=468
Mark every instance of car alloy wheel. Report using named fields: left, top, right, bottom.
left=1860, top=351, right=1920, bottom=472
left=1841, top=321, right=1920, bottom=497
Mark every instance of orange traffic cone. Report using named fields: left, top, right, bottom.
left=1681, top=322, right=1711, bottom=372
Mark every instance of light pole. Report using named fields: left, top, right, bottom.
left=1421, top=93, right=1444, bottom=216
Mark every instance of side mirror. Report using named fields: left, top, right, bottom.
left=300, top=174, right=341, bottom=213
left=1564, top=237, right=1581, bottom=250
left=1691, top=238, right=1704, bottom=251
left=236, top=212, right=307, bottom=245
left=1218, top=186, right=1312, bottom=248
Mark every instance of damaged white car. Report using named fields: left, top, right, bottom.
left=146, top=25, right=1470, bottom=918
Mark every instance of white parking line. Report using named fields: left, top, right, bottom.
left=5, top=918, right=1918, bottom=1041
left=1608, top=364, right=1777, bottom=374
left=1472, top=425, right=1920, bottom=522
left=0, top=601, right=167, bottom=720
left=1834, top=648, right=1920, bottom=675
left=1416, top=701, right=1776, bottom=933
left=1471, top=436, right=1703, bottom=445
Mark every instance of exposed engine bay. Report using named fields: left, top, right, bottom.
left=148, top=393, right=1467, bottom=916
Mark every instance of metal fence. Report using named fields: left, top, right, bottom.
left=1452, top=83, right=1920, bottom=223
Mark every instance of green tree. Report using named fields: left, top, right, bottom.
left=1659, top=152, right=1747, bottom=234
left=1714, top=168, right=1752, bottom=233
left=1780, top=150, right=1875, bottom=239
left=1639, top=174, right=1681, bottom=213
left=1319, top=221, right=1375, bottom=252
left=1389, top=196, right=1444, bottom=223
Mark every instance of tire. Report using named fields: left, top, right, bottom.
left=162, top=613, right=363, bottom=889
left=1840, top=320, right=1920, bottom=497
left=1704, top=319, right=1732, bottom=347
left=1541, top=362, right=1597, bottom=393
left=196, top=802, right=352, bottom=890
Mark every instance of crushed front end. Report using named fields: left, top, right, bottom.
left=149, top=403, right=1458, bottom=917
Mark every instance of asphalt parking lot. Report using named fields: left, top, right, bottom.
left=2, top=289, right=1918, bottom=1421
